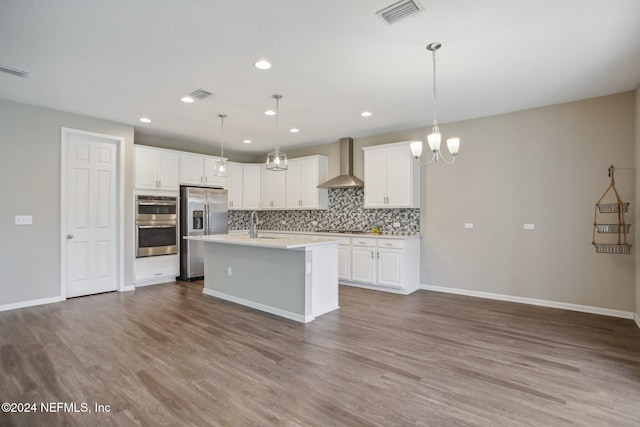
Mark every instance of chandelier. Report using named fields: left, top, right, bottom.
left=410, top=42, right=460, bottom=166
left=266, top=94, right=288, bottom=171
left=213, top=114, right=228, bottom=176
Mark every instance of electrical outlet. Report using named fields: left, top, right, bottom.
left=15, top=215, right=33, bottom=225
left=227, top=267, right=232, bottom=276
left=464, top=223, right=474, bottom=229
left=524, top=224, right=535, bottom=231
left=311, top=221, right=318, bottom=226
left=393, top=222, right=400, bottom=227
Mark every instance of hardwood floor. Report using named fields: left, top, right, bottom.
left=1, top=282, right=639, bottom=426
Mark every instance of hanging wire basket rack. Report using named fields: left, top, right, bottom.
left=592, top=165, right=631, bottom=255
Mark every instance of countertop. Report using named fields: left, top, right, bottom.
left=230, top=229, right=421, bottom=240
left=184, top=234, right=342, bottom=249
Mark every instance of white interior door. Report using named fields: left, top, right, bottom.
left=63, top=129, right=121, bottom=298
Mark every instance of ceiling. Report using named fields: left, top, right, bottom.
left=1, top=0, right=640, bottom=154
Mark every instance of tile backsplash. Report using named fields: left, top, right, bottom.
left=228, top=188, right=420, bottom=234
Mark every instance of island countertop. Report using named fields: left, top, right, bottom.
left=184, top=233, right=342, bottom=249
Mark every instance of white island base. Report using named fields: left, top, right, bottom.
left=192, top=235, right=340, bottom=323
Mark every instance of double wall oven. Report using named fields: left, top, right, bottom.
left=135, top=195, right=178, bottom=257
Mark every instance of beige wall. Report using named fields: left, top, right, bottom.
left=0, top=99, right=135, bottom=306
left=295, top=93, right=637, bottom=313
left=636, top=86, right=640, bottom=320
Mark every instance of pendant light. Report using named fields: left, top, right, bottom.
left=266, top=94, right=288, bottom=171
left=410, top=42, right=460, bottom=166
left=213, top=114, right=228, bottom=177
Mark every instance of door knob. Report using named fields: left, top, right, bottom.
left=66, top=234, right=74, bottom=239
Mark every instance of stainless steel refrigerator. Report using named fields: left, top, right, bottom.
left=179, top=185, right=228, bottom=281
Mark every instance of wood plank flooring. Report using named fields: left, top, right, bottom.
left=1, top=282, right=639, bottom=426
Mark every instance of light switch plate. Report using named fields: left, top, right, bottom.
left=15, top=215, right=33, bottom=225
left=464, top=223, right=474, bottom=229
left=524, top=224, right=535, bottom=231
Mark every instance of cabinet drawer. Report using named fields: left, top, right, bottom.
left=377, top=239, right=405, bottom=249
left=351, top=238, right=377, bottom=248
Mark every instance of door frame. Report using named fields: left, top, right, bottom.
left=60, top=127, right=125, bottom=300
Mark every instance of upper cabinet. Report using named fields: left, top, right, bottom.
left=362, top=141, right=420, bottom=208
left=134, top=146, right=179, bottom=191
left=226, top=163, right=261, bottom=210
left=226, top=162, right=243, bottom=210
left=179, top=153, right=226, bottom=188
left=261, top=165, right=286, bottom=209
left=285, top=156, right=328, bottom=210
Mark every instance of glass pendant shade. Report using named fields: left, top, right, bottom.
left=266, top=147, right=288, bottom=171
left=427, top=132, right=441, bottom=152
left=446, top=138, right=460, bottom=155
left=213, top=114, right=228, bottom=177
left=409, top=141, right=423, bottom=158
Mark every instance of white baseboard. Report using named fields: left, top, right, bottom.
left=202, top=288, right=314, bottom=323
left=122, top=285, right=136, bottom=292
left=134, top=276, right=176, bottom=287
left=420, top=284, right=635, bottom=320
left=340, top=281, right=415, bottom=295
left=635, top=313, right=640, bottom=329
left=0, top=296, right=63, bottom=313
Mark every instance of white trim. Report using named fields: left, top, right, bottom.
left=340, top=281, right=414, bottom=295
left=420, top=284, right=635, bottom=319
left=0, top=296, right=63, bottom=313
left=202, top=288, right=314, bottom=323
left=60, top=128, right=126, bottom=300
left=313, top=305, right=340, bottom=317
left=635, top=313, right=640, bottom=329
left=123, top=285, right=136, bottom=292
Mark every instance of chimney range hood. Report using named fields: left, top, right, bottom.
left=317, top=138, right=364, bottom=189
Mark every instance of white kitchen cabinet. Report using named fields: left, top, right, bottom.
left=135, top=146, right=179, bottom=191
left=351, top=238, right=377, bottom=284
left=338, top=244, right=351, bottom=280
left=180, top=153, right=226, bottom=188
left=285, top=156, right=328, bottom=209
left=226, top=162, right=243, bottom=210
left=377, top=247, right=403, bottom=288
left=261, top=166, right=286, bottom=209
left=362, top=141, right=420, bottom=208
left=243, top=164, right=262, bottom=210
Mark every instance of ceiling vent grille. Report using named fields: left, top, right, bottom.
left=189, top=89, right=212, bottom=99
left=376, top=0, right=424, bottom=24
left=0, top=64, right=29, bottom=78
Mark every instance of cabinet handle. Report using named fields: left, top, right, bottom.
left=205, top=176, right=208, bottom=183
left=371, top=251, right=374, bottom=258
left=358, top=241, right=366, bottom=245
left=377, top=252, right=380, bottom=259
left=385, top=243, right=393, bottom=246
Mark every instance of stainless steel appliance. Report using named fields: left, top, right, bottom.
left=180, top=186, right=228, bottom=280
left=135, top=195, right=179, bottom=257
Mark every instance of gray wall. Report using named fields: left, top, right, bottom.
left=636, top=86, right=640, bottom=320
left=0, top=99, right=134, bottom=305
left=292, top=93, right=638, bottom=313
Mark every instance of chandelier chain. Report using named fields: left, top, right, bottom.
left=219, top=114, right=226, bottom=159
left=275, top=95, right=280, bottom=151
left=432, top=47, right=438, bottom=127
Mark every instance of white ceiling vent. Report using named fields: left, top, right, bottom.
left=0, top=64, right=29, bottom=78
left=188, top=89, right=212, bottom=99
left=376, top=0, right=424, bottom=24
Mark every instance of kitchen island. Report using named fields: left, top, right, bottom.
left=184, top=234, right=341, bottom=323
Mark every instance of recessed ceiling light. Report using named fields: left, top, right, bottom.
left=139, top=117, right=151, bottom=123
left=265, top=110, right=276, bottom=116
left=180, top=96, right=194, bottom=103
left=254, top=60, right=271, bottom=70
left=289, top=128, right=299, bottom=133
left=360, top=111, right=372, bottom=117
left=243, top=139, right=252, bottom=144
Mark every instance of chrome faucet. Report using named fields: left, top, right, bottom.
left=249, top=211, right=259, bottom=238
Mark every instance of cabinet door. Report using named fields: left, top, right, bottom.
left=242, top=164, right=262, bottom=210
left=135, top=147, right=159, bottom=190
left=285, top=159, right=303, bottom=209
left=157, top=151, right=179, bottom=190
left=227, top=163, right=243, bottom=210
left=338, top=245, right=351, bottom=280
left=363, top=148, right=388, bottom=207
left=180, top=154, right=205, bottom=185
left=299, top=157, right=323, bottom=209
left=203, top=157, right=227, bottom=188
left=377, top=248, right=403, bottom=288
left=351, top=247, right=376, bottom=283
left=261, top=167, right=286, bottom=209
left=386, top=145, right=413, bottom=207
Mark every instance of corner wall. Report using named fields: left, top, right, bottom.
left=636, top=86, right=640, bottom=325
left=0, top=99, right=135, bottom=306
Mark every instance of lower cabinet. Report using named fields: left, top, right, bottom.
left=337, top=244, right=351, bottom=281
left=134, top=254, right=179, bottom=287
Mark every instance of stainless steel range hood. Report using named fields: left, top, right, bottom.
left=317, top=138, right=364, bottom=189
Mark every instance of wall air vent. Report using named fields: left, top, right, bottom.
left=0, top=64, right=29, bottom=78
left=188, top=89, right=212, bottom=99
left=376, top=0, right=424, bottom=24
